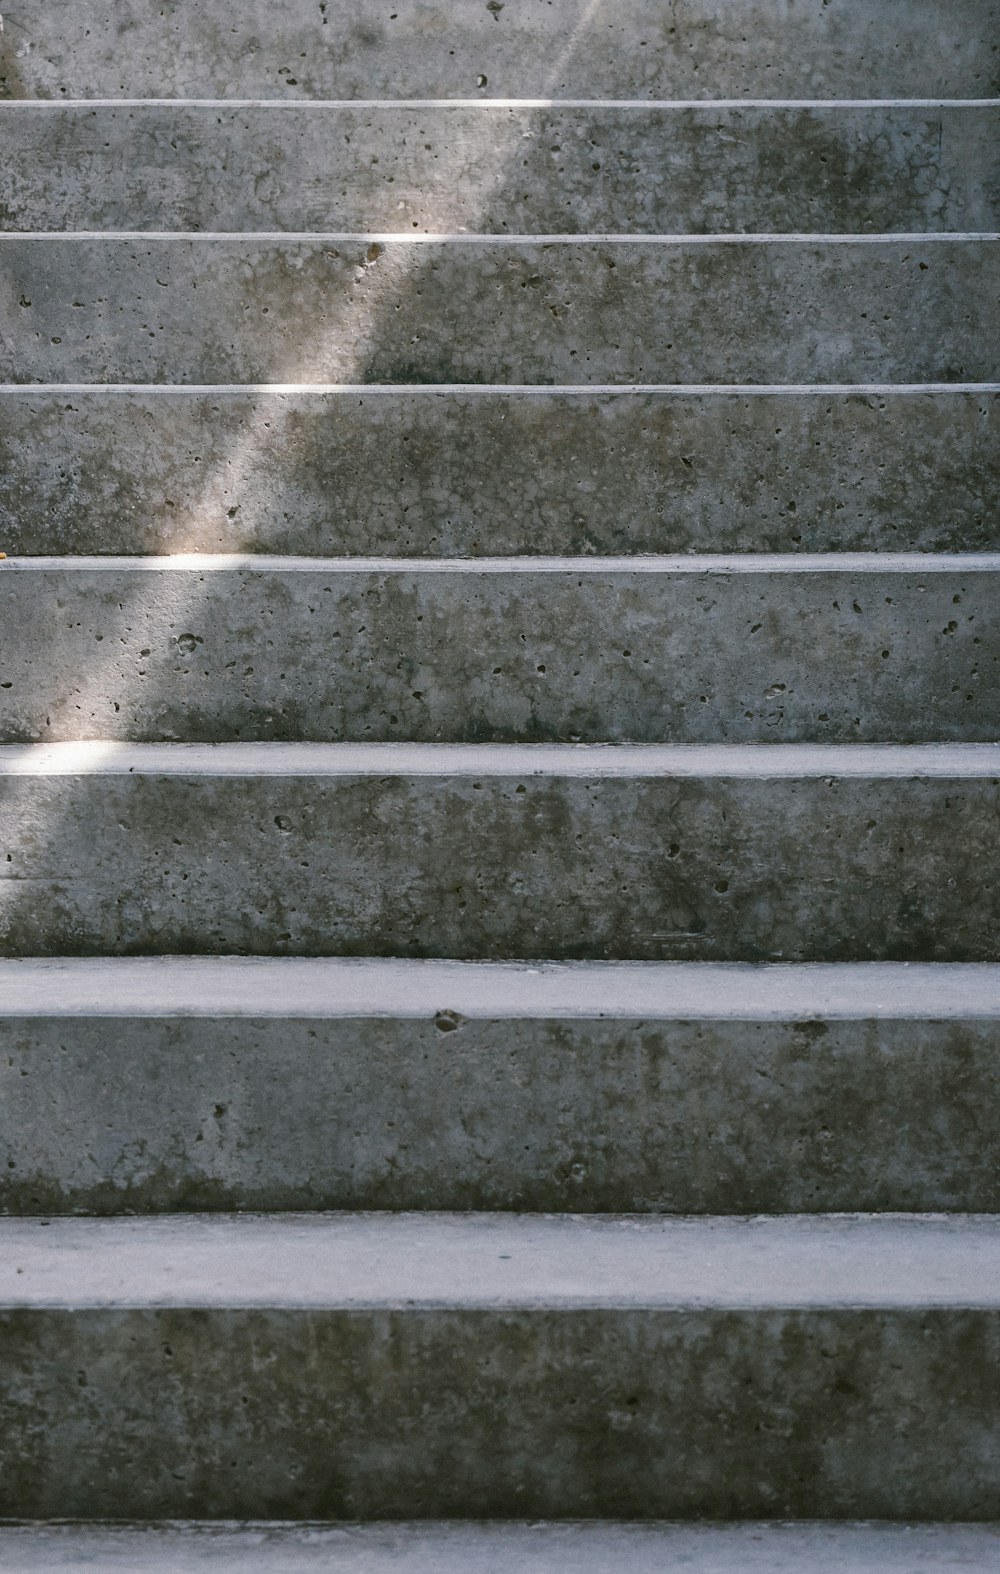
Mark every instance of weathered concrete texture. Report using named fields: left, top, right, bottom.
left=2, top=389, right=996, bottom=557
left=1, top=0, right=996, bottom=98
left=4, top=1522, right=1000, bottom=1574
left=0, top=746, right=997, bottom=960
left=1, top=238, right=996, bottom=385
left=1, top=1213, right=999, bottom=1518
left=2, top=558, right=998, bottom=744
left=4, top=104, right=997, bottom=234
left=4, top=1010, right=1000, bottom=1214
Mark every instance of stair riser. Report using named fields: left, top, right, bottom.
left=2, top=566, right=996, bottom=744
left=2, top=0, right=995, bottom=98
left=3, top=239, right=994, bottom=384
left=4, top=390, right=996, bottom=557
left=5, top=105, right=996, bottom=233
left=4, top=1015, right=999, bottom=1214
left=3, top=1305, right=998, bottom=1517
left=1, top=772, right=996, bottom=959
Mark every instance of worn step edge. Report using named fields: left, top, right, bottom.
left=3, top=958, right=999, bottom=1020
left=2, top=1212, right=999, bottom=1309
left=9, top=96, right=1000, bottom=108
left=0, top=1521, right=998, bottom=1571
left=6, top=552, right=1000, bottom=574
left=4, top=381, right=997, bottom=394
left=7, top=229, right=998, bottom=242
left=3, top=742, right=999, bottom=778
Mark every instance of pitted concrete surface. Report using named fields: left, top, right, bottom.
left=1, top=0, right=996, bottom=98
left=3, top=1521, right=1000, bottom=1573
left=4, top=388, right=996, bottom=558
left=2, top=557, right=997, bottom=744
left=1, top=1216, right=999, bottom=1518
left=4, top=998, right=1000, bottom=1212
left=2, top=237, right=996, bottom=384
left=0, top=748, right=997, bottom=959
left=3, top=103, right=996, bottom=233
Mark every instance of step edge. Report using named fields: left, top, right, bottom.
left=3, top=229, right=998, bottom=242
left=2, top=741, right=999, bottom=778
left=6, top=552, right=1000, bottom=574
left=1, top=958, right=999, bottom=1020
left=4, top=381, right=996, bottom=395
left=2, top=1211, right=999, bottom=1313
left=5, top=96, right=1000, bottom=109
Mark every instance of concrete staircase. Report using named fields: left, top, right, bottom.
left=1, top=0, right=999, bottom=1563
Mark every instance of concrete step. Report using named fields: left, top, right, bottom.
left=3, top=385, right=996, bottom=558
left=2, top=0, right=995, bottom=99
left=4, top=102, right=997, bottom=234
left=3, top=957, right=1000, bottom=1215
left=2, top=235, right=995, bottom=385
left=1, top=742, right=997, bottom=961
left=2, top=553, right=998, bottom=746
left=1, top=1211, right=998, bottom=1517
left=2, top=1522, right=1000, bottom=1572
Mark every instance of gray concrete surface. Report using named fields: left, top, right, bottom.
left=2, top=237, right=996, bottom=384
left=4, top=972, right=1000, bottom=1212
left=3, top=1521, right=1000, bottom=1573
left=1, top=0, right=996, bottom=98
left=3, top=387, right=996, bottom=557
left=0, top=1215, right=998, bottom=1518
left=4, top=103, right=997, bottom=234
left=2, top=555, right=998, bottom=744
left=1, top=743, right=997, bottom=960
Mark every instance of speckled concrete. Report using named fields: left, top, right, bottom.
left=0, top=745, right=997, bottom=959
left=4, top=1521, right=1000, bottom=1573
left=1, top=1213, right=998, bottom=1518
left=4, top=104, right=997, bottom=234
left=3, top=388, right=996, bottom=557
left=4, top=987, right=1000, bottom=1213
left=2, top=557, right=998, bottom=744
left=2, top=238, right=996, bottom=385
left=1, top=0, right=996, bottom=98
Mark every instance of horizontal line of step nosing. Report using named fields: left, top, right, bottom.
left=2, top=1213, right=998, bottom=1310
left=5, top=230, right=997, bottom=243
left=8, top=97, right=1000, bottom=109
left=2, top=959, right=998, bottom=1020
left=3, top=743, right=1000, bottom=778
left=6, top=553, right=1000, bottom=574
left=1, top=1523, right=998, bottom=1574
left=4, top=382, right=996, bottom=396
left=4, top=1212, right=999, bottom=1309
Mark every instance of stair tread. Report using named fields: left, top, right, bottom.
left=3, top=0, right=994, bottom=100
left=3, top=235, right=993, bottom=386
left=5, top=101, right=996, bottom=235
left=3, top=1212, right=999, bottom=1310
